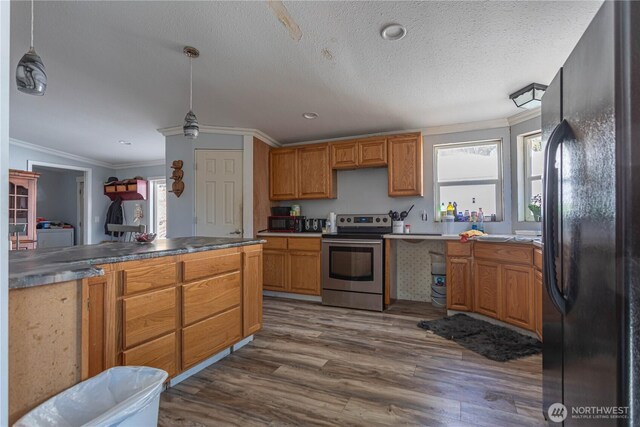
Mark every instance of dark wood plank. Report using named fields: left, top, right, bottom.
left=159, top=297, right=545, bottom=426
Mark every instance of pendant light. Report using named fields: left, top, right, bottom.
left=16, top=0, right=47, bottom=95
left=183, top=46, right=199, bottom=139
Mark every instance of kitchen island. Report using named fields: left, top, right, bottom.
left=8, top=237, right=264, bottom=424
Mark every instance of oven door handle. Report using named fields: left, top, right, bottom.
left=322, top=239, right=383, bottom=245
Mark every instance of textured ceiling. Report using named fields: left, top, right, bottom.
left=10, top=1, right=602, bottom=164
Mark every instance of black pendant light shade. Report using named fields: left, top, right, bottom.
left=183, top=46, right=200, bottom=139
left=16, top=48, right=47, bottom=95
left=16, top=0, right=47, bottom=96
left=184, top=110, right=199, bottom=139
left=509, top=83, right=547, bottom=109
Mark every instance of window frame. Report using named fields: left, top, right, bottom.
left=433, top=139, right=504, bottom=222
left=520, top=131, right=543, bottom=222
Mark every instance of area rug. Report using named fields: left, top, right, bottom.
left=417, top=314, right=542, bottom=362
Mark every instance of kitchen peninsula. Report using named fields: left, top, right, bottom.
left=8, top=237, right=264, bottom=424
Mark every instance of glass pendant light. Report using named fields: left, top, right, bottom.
left=183, top=46, right=199, bottom=139
left=16, top=0, right=47, bottom=95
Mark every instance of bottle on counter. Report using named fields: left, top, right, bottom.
left=453, top=202, right=458, bottom=218
left=464, top=210, right=470, bottom=222
left=446, top=202, right=454, bottom=216
left=440, top=203, right=447, bottom=221
left=478, top=208, right=485, bottom=232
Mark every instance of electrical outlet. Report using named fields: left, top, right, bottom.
left=421, top=210, right=428, bottom=221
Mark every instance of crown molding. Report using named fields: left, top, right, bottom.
left=421, top=118, right=510, bottom=136
left=157, top=125, right=281, bottom=147
left=507, top=107, right=541, bottom=126
left=10, top=138, right=165, bottom=170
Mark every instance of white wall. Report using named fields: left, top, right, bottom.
left=165, top=132, right=244, bottom=237
left=33, top=167, right=83, bottom=230
left=1, top=1, right=10, bottom=423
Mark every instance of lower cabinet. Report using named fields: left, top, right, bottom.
left=85, top=245, right=263, bottom=382
left=446, top=257, right=472, bottom=311
left=446, top=241, right=540, bottom=337
left=474, top=260, right=502, bottom=319
left=262, top=237, right=321, bottom=296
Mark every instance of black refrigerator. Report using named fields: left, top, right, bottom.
left=541, top=1, right=640, bottom=425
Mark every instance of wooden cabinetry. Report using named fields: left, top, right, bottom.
left=446, top=256, right=472, bottom=311
left=269, top=148, right=298, bottom=200
left=534, top=248, right=543, bottom=340
left=446, top=241, right=539, bottom=336
left=272, top=132, right=420, bottom=199
left=474, top=260, right=502, bottom=319
left=270, top=145, right=335, bottom=200
left=84, top=245, right=263, bottom=382
left=330, top=137, right=387, bottom=169
left=388, top=133, right=423, bottom=196
left=262, top=237, right=321, bottom=296
left=297, top=144, right=335, bottom=199
left=9, top=170, right=39, bottom=250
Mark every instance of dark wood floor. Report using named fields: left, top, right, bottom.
left=159, top=297, right=546, bottom=426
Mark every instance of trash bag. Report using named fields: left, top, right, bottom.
left=14, top=366, right=168, bottom=427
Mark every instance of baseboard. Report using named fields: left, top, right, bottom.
left=447, top=309, right=539, bottom=339
left=232, top=335, right=253, bottom=352
left=168, top=348, right=231, bottom=387
left=263, top=290, right=322, bottom=302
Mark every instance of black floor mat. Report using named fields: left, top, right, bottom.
left=417, top=314, right=542, bottom=362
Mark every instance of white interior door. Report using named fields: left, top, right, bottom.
left=195, top=150, right=243, bottom=237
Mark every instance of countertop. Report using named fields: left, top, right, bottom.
left=257, top=232, right=323, bottom=238
left=384, top=233, right=542, bottom=245
left=9, top=237, right=265, bottom=289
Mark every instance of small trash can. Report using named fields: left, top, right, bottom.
left=14, top=366, right=168, bottom=427
left=430, top=252, right=446, bottom=307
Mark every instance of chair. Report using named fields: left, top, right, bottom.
left=8, top=224, right=27, bottom=250
left=106, top=224, right=146, bottom=242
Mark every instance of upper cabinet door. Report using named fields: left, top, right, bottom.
left=387, top=133, right=423, bottom=197
left=358, top=137, right=387, bottom=168
left=269, top=148, right=298, bottom=200
left=330, top=141, right=358, bottom=169
left=297, top=144, right=335, bottom=199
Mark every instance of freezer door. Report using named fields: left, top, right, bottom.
left=561, top=1, right=618, bottom=423
left=541, top=68, right=563, bottom=418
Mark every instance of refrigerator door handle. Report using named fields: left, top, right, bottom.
left=543, top=119, right=574, bottom=315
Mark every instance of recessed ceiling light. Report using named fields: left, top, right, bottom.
left=302, top=112, right=318, bottom=120
left=118, top=140, right=132, bottom=146
left=380, top=24, right=407, bottom=41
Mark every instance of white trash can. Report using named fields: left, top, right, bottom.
left=14, top=366, right=168, bottom=427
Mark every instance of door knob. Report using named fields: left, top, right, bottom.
left=230, top=229, right=242, bottom=235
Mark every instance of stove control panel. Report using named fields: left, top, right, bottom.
left=337, top=214, right=389, bottom=227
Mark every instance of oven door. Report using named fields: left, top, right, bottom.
left=322, top=239, right=383, bottom=294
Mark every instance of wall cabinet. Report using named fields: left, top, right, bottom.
left=388, top=133, right=423, bottom=197
left=269, top=148, right=298, bottom=200
left=330, top=136, right=387, bottom=169
left=272, top=132, right=421, bottom=199
left=270, top=145, right=335, bottom=200
left=446, top=241, right=540, bottom=337
left=262, top=237, right=321, bottom=296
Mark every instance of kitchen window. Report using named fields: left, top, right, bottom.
left=519, top=131, right=544, bottom=222
left=433, top=140, right=503, bottom=221
left=148, top=177, right=167, bottom=238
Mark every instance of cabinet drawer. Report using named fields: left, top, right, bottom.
left=534, top=248, right=543, bottom=271
left=287, top=237, right=321, bottom=251
left=182, top=272, right=241, bottom=326
left=182, top=307, right=242, bottom=369
left=183, top=252, right=241, bottom=282
left=123, top=333, right=176, bottom=377
left=475, top=243, right=533, bottom=265
left=447, top=242, right=472, bottom=257
left=123, top=262, right=177, bottom=295
left=263, top=237, right=287, bottom=250
left=123, top=287, right=176, bottom=348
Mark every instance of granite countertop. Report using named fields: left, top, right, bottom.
left=257, top=232, right=323, bottom=237
left=384, top=233, right=542, bottom=245
left=9, top=237, right=265, bottom=290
